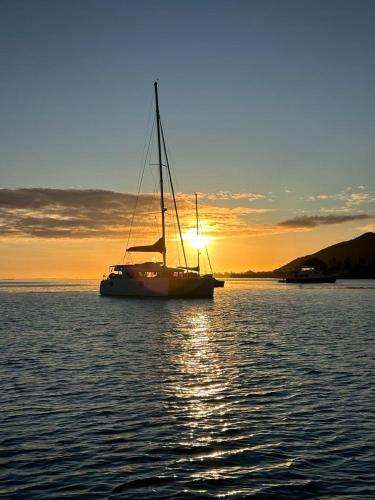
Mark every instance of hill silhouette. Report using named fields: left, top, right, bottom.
left=275, top=232, right=375, bottom=278
left=225, top=233, right=375, bottom=278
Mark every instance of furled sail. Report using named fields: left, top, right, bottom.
left=127, top=237, right=166, bottom=253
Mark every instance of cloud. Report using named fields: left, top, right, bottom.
left=2, top=189, right=371, bottom=242
left=178, top=191, right=265, bottom=202
left=0, top=188, right=157, bottom=239
left=277, top=213, right=373, bottom=228
left=346, top=193, right=375, bottom=205
left=307, top=189, right=375, bottom=206
left=0, top=188, right=272, bottom=240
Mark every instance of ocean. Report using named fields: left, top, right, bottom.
left=1, top=279, right=374, bottom=498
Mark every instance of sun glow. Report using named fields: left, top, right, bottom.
left=183, top=228, right=210, bottom=250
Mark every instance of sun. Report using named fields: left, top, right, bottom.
left=183, top=229, right=210, bottom=250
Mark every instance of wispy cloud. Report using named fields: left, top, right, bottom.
left=0, top=189, right=154, bottom=239
left=178, top=191, right=266, bottom=202
left=0, top=188, right=271, bottom=240
left=277, top=213, right=373, bottom=228
left=1, top=189, right=372, bottom=241
left=346, top=193, right=375, bottom=205
left=307, top=189, right=375, bottom=206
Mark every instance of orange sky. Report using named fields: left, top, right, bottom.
left=0, top=187, right=373, bottom=278
left=1, top=223, right=372, bottom=279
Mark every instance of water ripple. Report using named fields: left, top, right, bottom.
left=1, top=279, right=374, bottom=498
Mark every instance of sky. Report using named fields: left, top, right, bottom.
left=0, top=0, right=374, bottom=277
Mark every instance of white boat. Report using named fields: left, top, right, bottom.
left=279, top=267, right=336, bottom=284
left=100, top=82, right=224, bottom=298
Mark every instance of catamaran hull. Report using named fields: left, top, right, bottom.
left=100, top=276, right=223, bottom=298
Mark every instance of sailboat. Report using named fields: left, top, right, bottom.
left=100, top=82, right=224, bottom=298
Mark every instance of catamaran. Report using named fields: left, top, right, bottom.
left=100, top=82, right=224, bottom=298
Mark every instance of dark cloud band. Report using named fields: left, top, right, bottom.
left=0, top=188, right=156, bottom=239
left=278, top=214, right=372, bottom=228
left=0, top=188, right=372, bottom=239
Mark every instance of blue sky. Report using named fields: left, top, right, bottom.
left=0, top=0, right=374, bottom=275
left=1, top=0, right=374, bottom=198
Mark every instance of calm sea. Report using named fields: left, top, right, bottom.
left=1, top=279, right=374, bottom=499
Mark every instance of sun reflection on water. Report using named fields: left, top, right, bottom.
left=166, top=310, right=239, bottom=459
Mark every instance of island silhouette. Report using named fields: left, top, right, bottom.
left=222, top=232, right=375, bottom=279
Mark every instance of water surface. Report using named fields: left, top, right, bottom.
left=1, top=279, right=374, bottom=498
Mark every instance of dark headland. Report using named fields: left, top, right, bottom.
left=219, top=232, right=375, bottom=279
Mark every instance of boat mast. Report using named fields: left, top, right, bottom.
left=154, top=81, right=166, bottom=266
left=195, top=192, right=200, bottom=274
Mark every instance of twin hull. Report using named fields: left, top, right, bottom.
left=100, top=276, right=219, bottom=298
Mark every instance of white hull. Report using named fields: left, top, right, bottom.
left=100, top=275, right=221, bottom=298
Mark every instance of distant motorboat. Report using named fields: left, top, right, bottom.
left=279, top=267, right=336, bottom=284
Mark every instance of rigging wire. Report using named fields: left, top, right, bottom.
left=148, top=177, right=162, bottom=245
left=166, top=170, right=182, bottom=267
left=160, top=121, right=181, bottom=200
left=146, top=130, right=164, bottom=247
left=122, top=117, right=155, bottom=262
left=160, top=119, right=188, bottom=269
left=122, top=90, right=156, bottom=262
left=200, top=220, right=214, bottom=274
left=140, top=92, right=157, bottom=167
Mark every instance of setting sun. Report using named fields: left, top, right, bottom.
left=183, top=228, right=210, bottom=250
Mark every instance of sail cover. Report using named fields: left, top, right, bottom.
left=127, top=237, right=165, bottom=253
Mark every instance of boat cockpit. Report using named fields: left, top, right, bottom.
left=106, top=262, right=200, bottom=280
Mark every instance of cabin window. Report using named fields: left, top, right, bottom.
left=173, top=272, right=184, bottom=278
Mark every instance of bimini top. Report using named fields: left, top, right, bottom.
left=111, top=262, right=189, bottom=273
